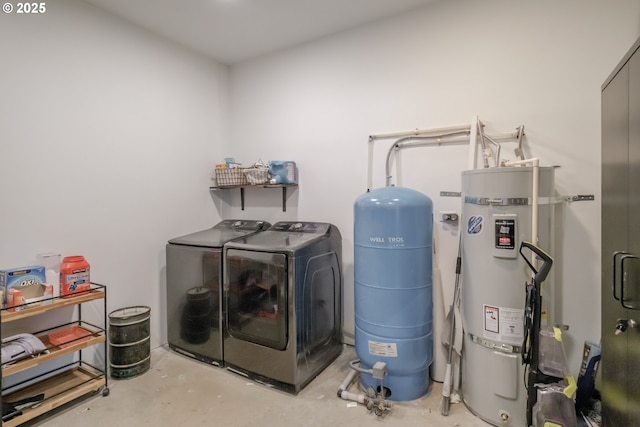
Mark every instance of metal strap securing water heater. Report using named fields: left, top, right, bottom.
left=464, top=196, right=567, bottom=206
left=467, top=332, right=521, bottom=354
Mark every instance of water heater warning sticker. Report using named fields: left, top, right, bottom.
left=483, top=304, right=524, bottom=345
left=368, top=341, right=398, bottom=357
left=484, top=305, right=499, bottom=333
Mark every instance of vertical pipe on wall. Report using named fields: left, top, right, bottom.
left=395, top=145, right=403, bottom=187
left=468, top=116, right=479, bottom=170
left=367, top=137, right=375, bottom=191
left=504, top=158, right=540, bottom=247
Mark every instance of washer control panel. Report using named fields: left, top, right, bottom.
left=218, top=219, right=267, bottom=231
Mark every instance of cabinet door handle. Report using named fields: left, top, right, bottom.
left=621, top=254, right=639, bottom=310
left=614, top=251, right=629, bottom=301
left=615, top=318, right=638, bottom=334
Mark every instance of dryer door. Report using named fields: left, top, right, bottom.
left=226, top=249, right=288, bottom=350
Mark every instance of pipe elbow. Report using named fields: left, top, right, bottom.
left=505, top=157, right=539, bottom=167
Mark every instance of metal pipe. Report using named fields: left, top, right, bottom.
left=348, top=358, right=373, bottom=375
left=384, top=128, right=522, bottom=186
left=504, top=158, right=540, bottom=265
left=477, top=119, right=490, bottom=168
left=371, top=121, right=522, bottom=188
left=367, top=137, right=375, bottom=191
left=395, top=145, right=403, bottom=187
left=368, top=123, right=471, bottom=189
left=369, top=124, right=472, bottom=141
left=339, top=366, right=358, bottom=392
left=483, top=133, right=502, bottom=167
left=515, top=125, right=526, bottom=160
left=385, top=130, right=471, bottom=186
left=468, top=116, right=479, bottom=169
left=338, top=360, right=393, bottom=416
left=338, top=390, right=368, bottom=404
left=396, top=134, right=472, bottom=149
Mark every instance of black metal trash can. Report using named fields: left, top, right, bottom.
left=109, top=306, right=151, bottom=379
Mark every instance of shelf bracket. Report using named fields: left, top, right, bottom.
left=282, top=186, right=287, bottom=212
left=242, top=186, right=289, bottom=211
left=210, top=184, right=296, bottom=212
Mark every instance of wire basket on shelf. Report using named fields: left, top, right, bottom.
left=214, top=168, right=248, bottom=186
left=244, top=167, right=270, bottom=185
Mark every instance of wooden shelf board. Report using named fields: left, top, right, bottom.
left=2, top=334, right=106, bottom=377
left=1, top=290, right=105, bottom=323
left=2, top=367, right=106, bottom=427
left=209, top=183, right=298, bottom=190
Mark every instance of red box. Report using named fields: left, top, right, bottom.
left=48, top=326, right=92, bottom=349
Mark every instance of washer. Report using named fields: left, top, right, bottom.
left=166, top=219, right=270, bottom=366
left=223, top=221, right=343, bottom=394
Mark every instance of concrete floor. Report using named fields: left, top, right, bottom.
left=30, top=345, right=490, bottom=427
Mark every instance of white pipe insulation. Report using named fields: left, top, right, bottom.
left=504, top=158, right=540, bottom=268
left=384, top=132, right=471, bottom=186
left=504, top=158, right=539, bottom=243
left=367, top=123, right=471, bottom=190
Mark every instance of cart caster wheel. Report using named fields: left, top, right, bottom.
left=102, top=387, right=110, bottom=397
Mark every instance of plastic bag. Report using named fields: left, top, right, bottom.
left=268, top=161, right=297, bottom=184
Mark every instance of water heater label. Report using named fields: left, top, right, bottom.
left=467, top=216, right=483, bottom=234
left=482, top=304, right=524, bottom=345
left=495, top=219, right=515, bottom=249
left=368, top=341, right=398, bottom=357
left=492, top=214, right=518, bottom=259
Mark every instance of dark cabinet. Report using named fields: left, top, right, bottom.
left=601, top=37, right=640, bottom=426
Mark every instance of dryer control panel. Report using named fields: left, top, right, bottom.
left=270, top=222, right=330, bottom=234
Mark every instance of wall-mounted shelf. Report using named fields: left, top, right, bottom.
left=210, top=184, right=298, bottom=212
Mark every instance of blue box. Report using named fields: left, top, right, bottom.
left=0, top=265, right=46, bottom=307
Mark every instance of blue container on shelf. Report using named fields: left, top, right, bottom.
left=268, top=161, right=297, bottom=184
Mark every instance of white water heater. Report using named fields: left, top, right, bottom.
left=460, top=166, right=556, bottom=426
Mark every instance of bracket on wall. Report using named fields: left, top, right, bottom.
left=567, top=194, right=595, bottom=202
left=210, top=184, right=298, bottom=212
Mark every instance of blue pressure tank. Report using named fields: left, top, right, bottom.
left=354, top=186, right=433, bottom=401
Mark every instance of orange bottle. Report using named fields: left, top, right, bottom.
left=60, top=256, right=90, bottom=298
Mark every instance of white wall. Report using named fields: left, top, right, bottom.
left=227, top=0, right=640, bottom=375
left=0, top=0, right=227, bottom=347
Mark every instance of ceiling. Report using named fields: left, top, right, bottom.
left=82, top=0, right=438, bottom=64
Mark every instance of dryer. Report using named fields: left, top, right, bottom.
left=223, top=221, right=343, bottom=394
left=166, top=219, right=270, bottom=366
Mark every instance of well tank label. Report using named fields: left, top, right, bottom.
left=368, top=341, right=398, bottom=357
left=366, top=236, right=406, bottom=248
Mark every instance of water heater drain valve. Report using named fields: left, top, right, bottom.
left=498, top=410, right=510, bottom=423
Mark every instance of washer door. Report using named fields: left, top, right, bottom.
left=225, top=249, right=288, bottom=350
